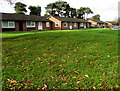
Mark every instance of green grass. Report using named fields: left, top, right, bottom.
left=2, top=28, right=119, bottom=90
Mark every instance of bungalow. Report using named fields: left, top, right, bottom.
left=106, top=21, right=119, bottom=27
left=87, top=19, right=108, bottom=28
left=106, top=21, right=113, bottom=26
left=0, top=13, right=52, bottom=32
left=48, top=16, right=91, bottom=30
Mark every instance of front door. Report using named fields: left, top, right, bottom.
left=19, top=21, right=23, bottom=31
left=38, top=22, right=42, bottom=30
left=69, top=23, right=72, bottom=29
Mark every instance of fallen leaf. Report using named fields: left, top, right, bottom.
left=98, top=84, right=102, bottom=86
left=93, top=87, right=96, bottom=89
left=42, top=84, right=48, bottom=90
left=115, top=85, right=120, bottom=88
left=62, top=83, right=67, bottom=86
left=73, top=76, right=77, bottom=78
left=85, top=75, right=89, bottom=78
left=107, top=55, right=110, bottom=57
left=77, top=81, right=80, bottom=84
left=7, top=79, right=17, bottom=83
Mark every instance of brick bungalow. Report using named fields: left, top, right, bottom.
left=48, top=16, right=91, bottom=30
left=106, top=21, right=119, bottom=27
left=87, top=19, right=108, bottom=28
left=0, top=13, right=52, bottom=32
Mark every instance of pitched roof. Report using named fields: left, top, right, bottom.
left=53, top=16, right=89, bottom=23
left=87, top=19, right=105, bottom=23
left=1, top=13, right=50, bottom=22
left=106, top=21, right=118, bottom=25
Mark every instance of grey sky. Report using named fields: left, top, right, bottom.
left=0, top=0, right=119, bottom=21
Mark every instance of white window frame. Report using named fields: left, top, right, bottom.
left=46, top=22, right=50, bottom=27
left=91, top=24, right=95, bottom=27
left=2, top=21, right=15, bottom=28
left=74, top=23, right=77, bottom=27
left=55, top=22, right=58, bottom=27
left=26, top=21, right=35, bottom=27
left=80, top=23, right=84, bottom=27
left=63, top=22, right=68, bottom=27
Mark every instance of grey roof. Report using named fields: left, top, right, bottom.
left=1, top=13, right=50, bottom=22
left=54, top=16, right=90, bottom=23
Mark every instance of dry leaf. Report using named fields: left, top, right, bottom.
left=98, top=84, right=102, bottom=86
left=62, top=83, right=67, bottom=86
left=42, top=84, right=48, bottom=90
left=93, top=87, right=96, bottom=89
left=115, top=85, right=120, bottom=88
left=73, top=76, right=77, bottom=78
left=85, top=75, right=89, bottom=78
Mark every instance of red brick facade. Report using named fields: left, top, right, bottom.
left=1, top=13, right=93, bottom=31
left=42, top=22, right=52, bottom=30
left=0, top=21, right=2, bottom=32
left=48, top=16, right=91, bottom=30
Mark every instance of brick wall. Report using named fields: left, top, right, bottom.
left=72, top=23, right=79, bottom=29
left=61, top=22, right=79, bottom=30
left=49, top=16, right=61, bottom=30
left=42, top=22, right=52, bottom=30
left=15, top=21, right=19, bottom=31
left=0, top=21, right=2, bottom=32
left=23, top=21, right=27, bottom=31
left=61, top=22, right=69, bottom=30
left=35, top=22, right=38, bottom=30
left=87, top=20, right=97, bottom=28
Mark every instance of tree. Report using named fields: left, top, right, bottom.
left=77, top=7, right=93, bottom=19
left=76, top=8, right=84, bottom=19
left=44, top=14, right=50, bottom=17
left=63, top=4, right=70, bottom=17
left=69, top=8, right=76, bottom=18
left=28, top=6, right=41, bottom=16
left=14, top=2, right=27, bottom=14
left=84, top=7, right=93, bottom=19
left=45, top=3, right=57, bottom=16
left=91, top=14, right=100, bottom=21
left=45, top=1, right=73, bottom=17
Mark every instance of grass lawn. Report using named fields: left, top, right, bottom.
left=2, top=28, right=119, bottom=90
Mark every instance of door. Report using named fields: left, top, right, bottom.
left=38, top=22, right=42, bottom=30
left=84, top=24, right=87, bottom=28
left=19, top=21, right=23, bottom=31
left=69, top=23, right=72, bottom=29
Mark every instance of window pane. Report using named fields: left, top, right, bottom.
left=27, top=22, right=35, bottom=27
left=80, top=23, right=84, bottom=27
left=46, top=22, right=50, bottom=27
left=64, top=24, right=66, bottom=26
left=2, top=21, right=8, bottom=28
left=55, top=22, right=58, bottom=27
left=31, top=22, right=35, bottom=26
left=74, top=23, right=77, bottom=27
left=39, top=22, right=42, bottom=26
left=9, top=22, right=14, bottom=27
left=27, top=22, right=31, bottom=26
left=64, top=22, right=67, bottom=27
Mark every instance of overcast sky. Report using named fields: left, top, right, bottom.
left=0, top=0, right=119, bottom=21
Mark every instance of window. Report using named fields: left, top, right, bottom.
left=26, top=21, right=35, bottom=27
left=46, top=22, right=50, bottom=27
left=63, top=22, right=68, bottom=27
left=2, top=21, right=15, bottom=28
left=91, top=24, right=95, bottom=27
left=74, top=23, right=77, bottom=27
left=55, top=22, right=58, bottom=27
left=80, top=23, right=84, bottom=27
